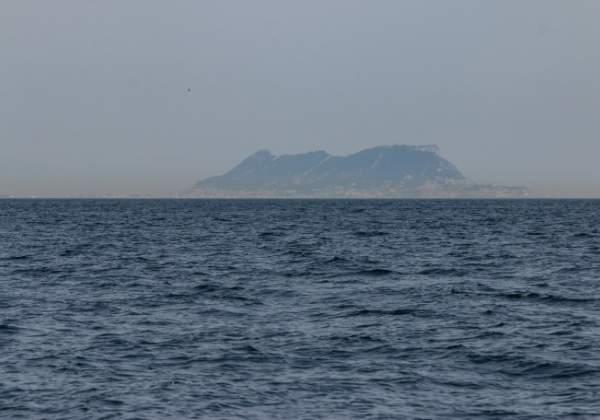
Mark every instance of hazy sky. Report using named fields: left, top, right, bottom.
left=1, top=1, right=599, bottom=196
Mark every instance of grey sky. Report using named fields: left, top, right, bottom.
left=1, top=1, right=599, bottom=197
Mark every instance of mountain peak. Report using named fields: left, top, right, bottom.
left=247, top=150, right=274, bottom=160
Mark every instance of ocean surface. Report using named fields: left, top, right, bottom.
left=1, top=199, right=599, bottom=419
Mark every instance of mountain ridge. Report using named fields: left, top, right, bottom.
left=189, top=145, right=528, bottom=198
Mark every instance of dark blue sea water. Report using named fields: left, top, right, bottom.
left=1, top=199, right=599, bottom=419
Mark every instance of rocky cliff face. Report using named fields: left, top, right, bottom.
left=190, top=145, right=528, bottom=198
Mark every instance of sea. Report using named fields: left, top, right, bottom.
left=1, top=199, right=599, bottom=419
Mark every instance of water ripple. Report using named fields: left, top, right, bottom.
left=1, top=199, right=600, bottom=419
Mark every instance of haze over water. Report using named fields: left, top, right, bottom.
left=2, top=199, right=599, bottom=419
left=2, top=1, right=600, bottom=197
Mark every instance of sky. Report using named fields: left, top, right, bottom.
left=1, top=1, right=599, bottom=197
